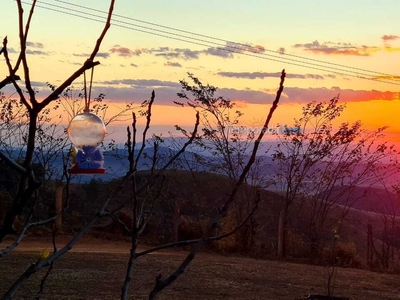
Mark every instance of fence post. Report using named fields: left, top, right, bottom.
left=278, top=210, right=285, bottom=257
left=55, top=181, right=63, bottom=232
left=173, top=199, right=181, bottom=242
left=367, top=223, right=373, bottom=268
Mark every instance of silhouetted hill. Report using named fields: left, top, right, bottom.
left=318, top=186, right=400, bottom=215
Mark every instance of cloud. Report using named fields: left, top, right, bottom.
left=280, top=87, right=399, bottom=103
left=143, top=47, right=201, bottom=60
left=277, top=47, right=286, bottom=54
left=164, top=61, right=182, bottom=68
left=140, top=42, right=267, bottom=60
left=26, top=49, right=48, bottom=56
left=98, top=79, right=181, bottom=88
left=203, top=47, right=234, bottom=58
left=65, top=60, right=82, bottom=66
left=384, top=46, right=400, bottom=53
left=88, top=78, right=399, bottom=107
left=73, top=52, right=110, bottom=58
left=203, top=42, right=265, bottom=59
left=110, top=46, right=142, bottom=58
left=371, top=75, right=400, bottom=81
left=381, top=35, right=400, bottom=53
left=250, top=45, right=266, bottom=53
left=382, top=35, right=399, bottom=41
left=26, top=41, right=43, bottom=48
left=30, top=81, right=49, bottom=87
left=7, top=48, right=18, bottom=54
left=217, top=71, right=333, bottom=80
left=293, top=40, right=380, bottom=56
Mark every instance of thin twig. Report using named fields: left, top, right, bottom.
left=0, top=215, right=59, bottom=258
left=38, top=0, right=115, bottom=110
left=137, top=192, right=260, bottom=257
left=0, top=151, right=27, bottom=175
left=110, top=214, right=133, bottom=236
left=2, top=37, right=31, bottom=110
left=148, top=70, right=285, bottom=299
left=16, top=0, right=38, bottom=107
left=135, top=91, right=155, bottom=168
left=138, top=175, right=166, bottom=234
left=34, top=224, right=58, bottom=300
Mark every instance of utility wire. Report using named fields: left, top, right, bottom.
left=22, top=0, right=400, bottom=86
left=52, top=0, right=398, bottom=79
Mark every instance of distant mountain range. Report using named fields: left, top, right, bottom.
left=2, top=137, right=400, bottom=215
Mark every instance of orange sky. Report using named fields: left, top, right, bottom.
left=1, top=1, right=400, bottom=148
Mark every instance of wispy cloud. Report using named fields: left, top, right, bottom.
left=164, top=61, right=182, bottom=67
left=381, top=35, right=400, bottom=53
left=204, top=42, right=265, bottom=59
left=371, top=75, right=400, bottom=81
left=73, top=52, right=110, bottom=59
left=384, top=46, right=400, bottom=53
left=89, top=78, right=398, bottom=105
left=26, top=49, right=48, bottom=56
left=277, top=47, right=286, bottom=54
left=144, top=47, right=201, bottom=60
left=26, top=41, right=44, bottom=48
left=110, top=46, right=142, bottom=58
left=217, top=71, right=334, bottom=80
left=27, top=78, right=399, bottom=106
left=203, top=47, right=234, bottom=58
left=293, top=40, right=380, bottom=56
left=7, top=48, right=18, bottom=54
left=137, top=42, right=267, bottom=61
left=98, top=79, right=181, bottom=88
left=280, top=87, right=399, bottom=103
left=382, top=35, right=399, bottom=41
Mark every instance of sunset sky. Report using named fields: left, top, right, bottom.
left=1, top=0, right=400, bottom=146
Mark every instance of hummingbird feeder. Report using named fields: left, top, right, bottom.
left=67, top=66, right=106, bottom=174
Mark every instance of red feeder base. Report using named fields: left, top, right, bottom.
left=68, top=167, right=105, bottom=174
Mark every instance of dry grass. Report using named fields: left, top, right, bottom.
left=0, top=245, right=399, bottom=300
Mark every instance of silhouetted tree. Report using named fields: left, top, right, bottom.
left=271, top=97, right=397, bottom=258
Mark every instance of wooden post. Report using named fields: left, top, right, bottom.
left=55, top=181, right=63, bottom=232
left=367, top=223, right=373, bottom=268
left=277, top=210, right=285, bottom=257
left=172, top=199, right=181, bottom=242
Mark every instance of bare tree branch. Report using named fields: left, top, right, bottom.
left=38, top=0, right=115, bottom=110
left=16, top=0, right=38, bottom=107
left=110, top=214, right=133, bottom=236
left=0, top=151, right=27, bottom=176
left=34, top=224, right=57, bottom=300
left=0, top=215, right=59, bottom=258
left=148, top=70, right=286, bottom=299
left=120, top=110, right=200, bottom=300
left=2, top=37, right=31, bottom=110
left=135, top=90, right=155, bottom=169
left=137, top=191, right=260, bottom=257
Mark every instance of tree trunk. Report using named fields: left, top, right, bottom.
left=277, top=209, right=287, bottom=257
left=172, top=199, right=181, bottom=242
left=54, top=182, right=63, bottom=232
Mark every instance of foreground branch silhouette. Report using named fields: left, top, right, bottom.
left=0, top=0, right=116, bottom=243
left=0, top=1, right=287, bottom=299
left=148, top=70, right=286, bottom=299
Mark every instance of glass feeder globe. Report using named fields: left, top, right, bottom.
left=67, top=112, right=106, bottom=149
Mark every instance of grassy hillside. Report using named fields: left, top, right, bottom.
left=26, top=169, right=399, bottom=269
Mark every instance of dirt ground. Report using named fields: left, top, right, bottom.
left=1, top=237, right=399, bottom=300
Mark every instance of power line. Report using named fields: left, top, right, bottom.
left=52, top=0, right=398, bottom=79
left=22, top=0, right=400, bottom=86
left=28, top=1, right=400, bottom=84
